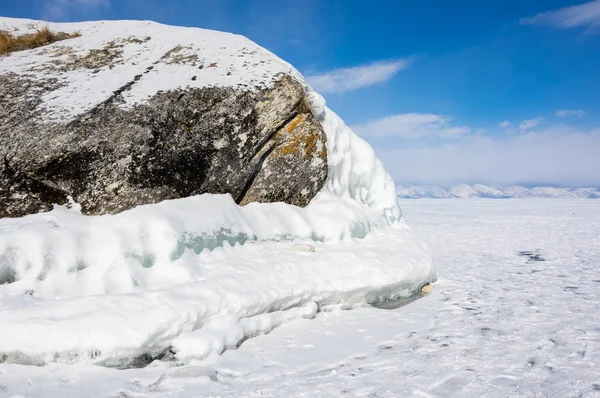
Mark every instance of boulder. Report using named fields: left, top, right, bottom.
left=0, top=34, right=328, bottom=217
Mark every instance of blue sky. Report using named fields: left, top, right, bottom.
left=3, top=0, right=600, bottom=186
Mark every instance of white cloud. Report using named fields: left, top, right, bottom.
left=519, top=117, right=545, bottom=131
left=556, top=109, right=586, bottom=117
left=520, top=0, right=600, bottom=30
left=305, top=59, right=410, bottom=94
left=351, top=113, right=471, bottom=139
left=499, top=121, right=511, bottom=128
left=375, top=127, right=600, bottom=187
left=44, top=0, right=110, bottom=19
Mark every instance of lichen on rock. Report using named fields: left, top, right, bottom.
left=239, top=99, right=328, bottom=207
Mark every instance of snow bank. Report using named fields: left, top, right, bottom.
left=0, top=191, right=390, bottom=299
left=0, top=17, right=433, bottom=367
left=0, top=212, right=432, bottom=366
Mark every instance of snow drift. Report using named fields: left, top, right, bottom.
left=0, top=17, right=434, bottom=367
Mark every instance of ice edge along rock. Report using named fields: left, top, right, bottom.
left=0, top=24, right=327, bottom=217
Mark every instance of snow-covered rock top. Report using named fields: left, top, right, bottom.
left=397, top=184, right=600, bottom=199
left=0, top=18, right=299, bottom=120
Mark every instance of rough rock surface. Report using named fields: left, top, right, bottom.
left=0, top=72, right=327, bottom=217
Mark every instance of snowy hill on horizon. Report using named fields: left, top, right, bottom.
left=397, top=184, right=600, bottom=199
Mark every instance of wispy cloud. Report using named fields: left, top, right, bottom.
left=520, top=0, right=600, bottom=30
left=305, top=59, right=410, bottom=94
left=556, top=109, right=586, bottom=117
left=519, top=117, right=545, bottom=131
left=44, top=0, right=110, bottom=19
left=499, top=121, right=511, bottom=128
left=376, top=127, right=600, bottom=186
left=351, top=113, right=471, bottom=140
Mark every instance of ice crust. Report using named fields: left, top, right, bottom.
left=0, top=17, right=433, bottom=366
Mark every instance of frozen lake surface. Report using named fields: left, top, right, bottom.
left=1, top=199, right=599, bottom=397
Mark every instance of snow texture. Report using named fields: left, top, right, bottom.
left=0, top=17, right=427, bottom=368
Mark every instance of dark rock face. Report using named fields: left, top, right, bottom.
left=0, top=74, right=328, bottom=217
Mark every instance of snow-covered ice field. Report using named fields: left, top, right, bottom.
left=1, top=199, right=599, bottom=397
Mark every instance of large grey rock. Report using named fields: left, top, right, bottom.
left=0, top=73, right=328, bottom=217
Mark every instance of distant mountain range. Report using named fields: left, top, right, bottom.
left=397, top=184, right=600, bottom=199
